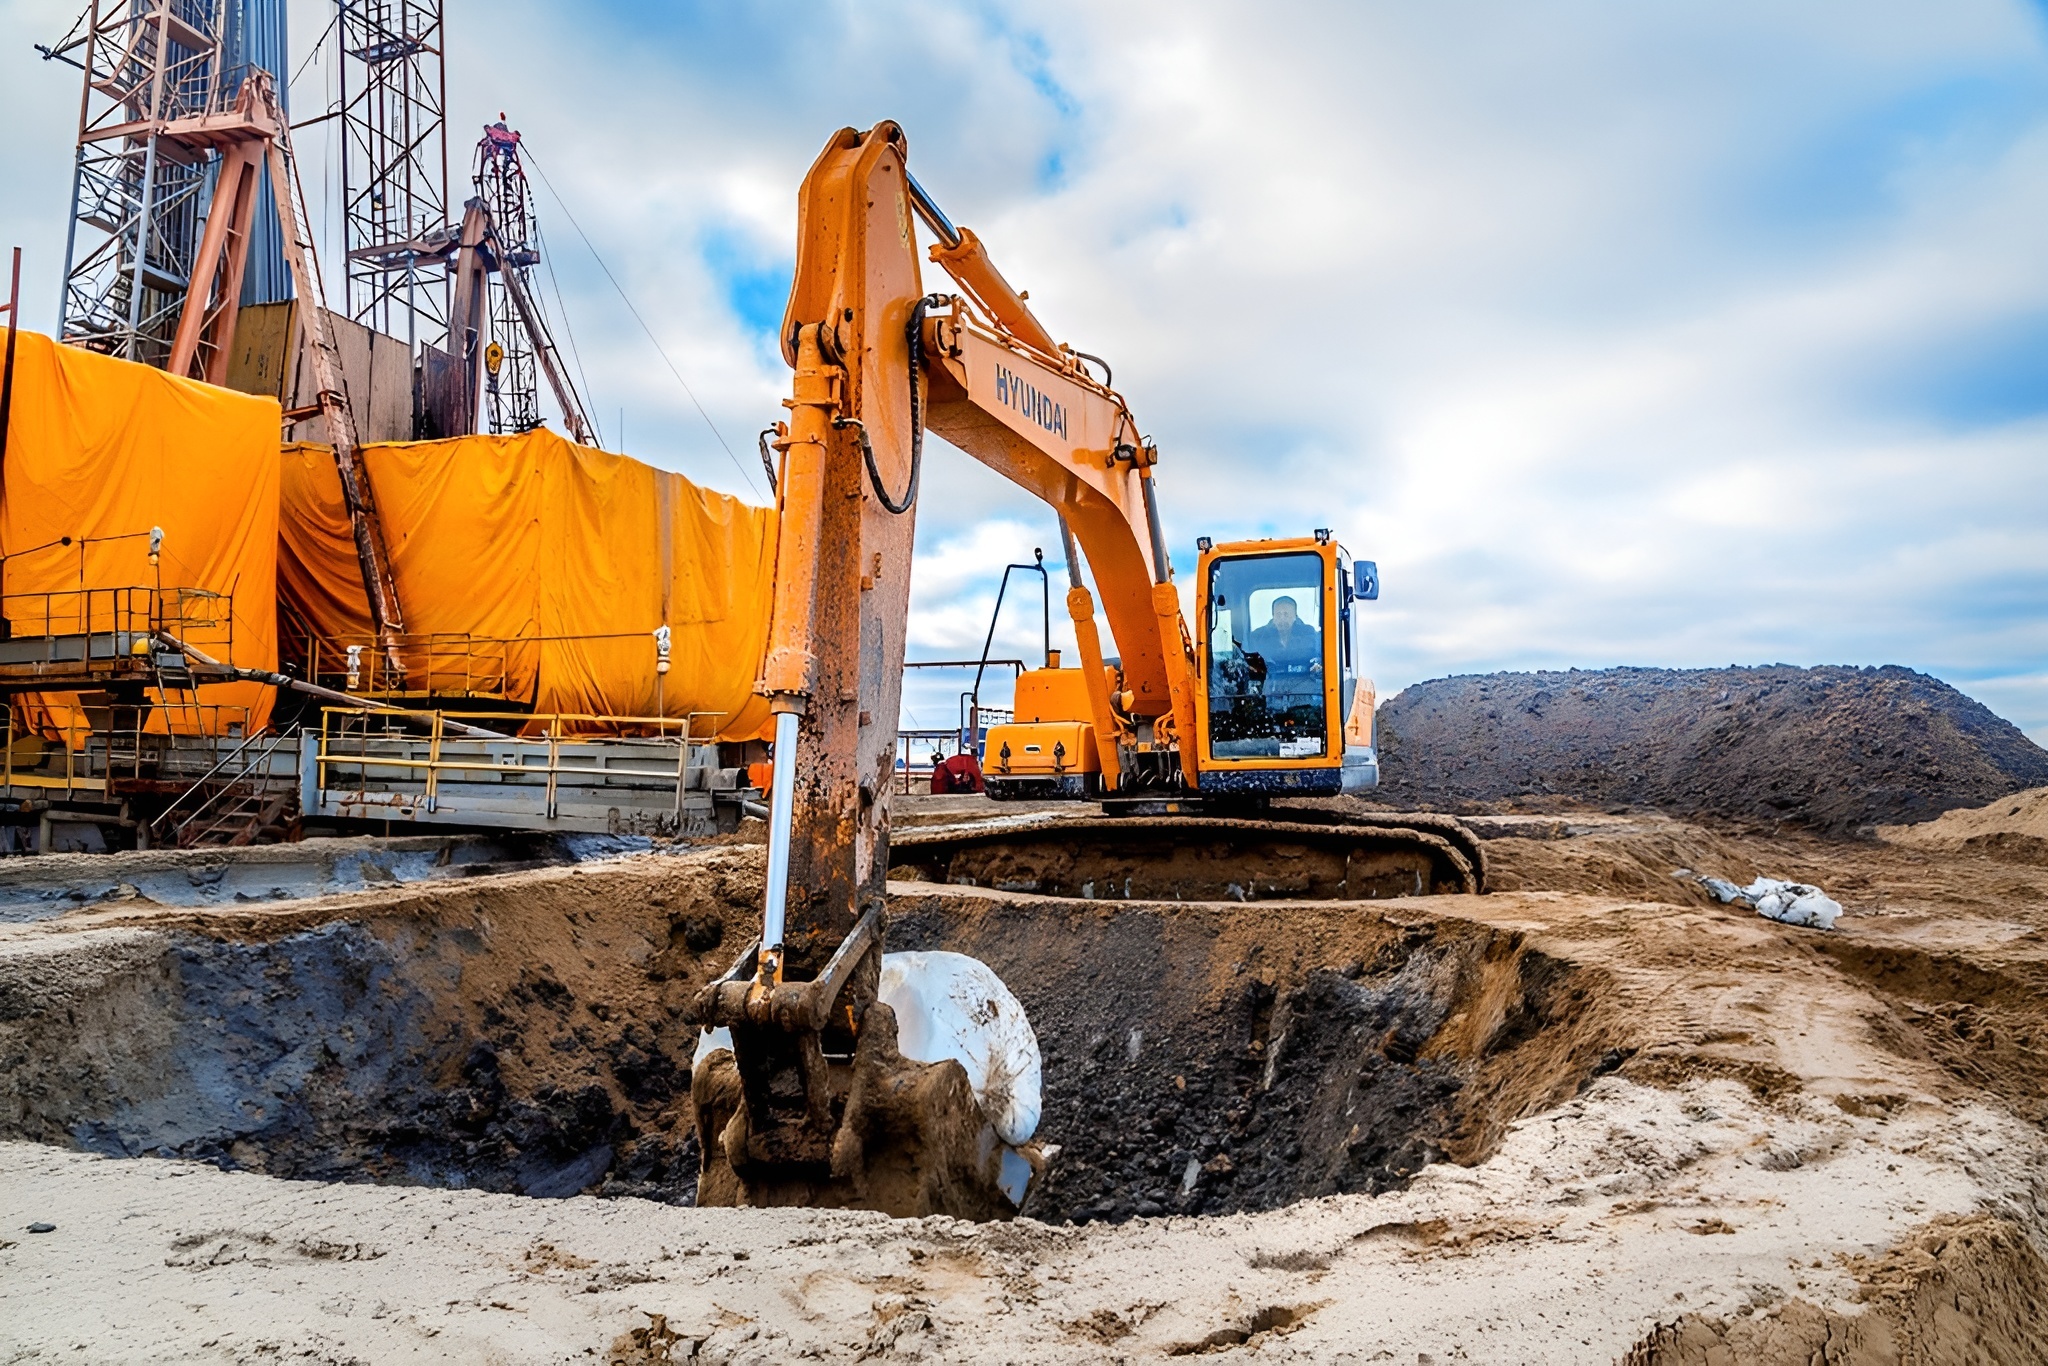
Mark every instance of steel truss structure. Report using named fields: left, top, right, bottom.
left=474, top=120, right=540, bottom=434
left=335, top=0, right=449, bottom=352
left=55, top=0, right=232, bottom=364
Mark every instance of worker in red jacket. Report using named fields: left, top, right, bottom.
left=930, top=749, right=985, bottom=794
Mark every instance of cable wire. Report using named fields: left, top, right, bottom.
left=521, top=148, right=762, bottom=497
left=535, top=219, right=603, bottom=448
left=288, top=14, right=337, bottom=93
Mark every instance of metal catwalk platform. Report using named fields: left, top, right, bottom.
left=0, top=708, right=760, bottom=850
left=300, top=715, right=752, bottom=838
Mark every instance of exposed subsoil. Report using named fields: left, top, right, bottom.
left=0, top=842, right=1598, bottom=1224
left=0, top=851, right=767, bottom=1205
left=5, top=791, right=2048, bottom=1358
left=1374, top=664, right=2048, bottom=834
left=888, top=892, right=1614, bottom=1223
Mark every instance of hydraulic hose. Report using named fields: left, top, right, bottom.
left=833, top=417, right=917, bottom=516
left=830, top=293, right=949, bottom=516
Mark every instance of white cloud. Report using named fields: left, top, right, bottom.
left=6, top=0, right=2046, bottom=742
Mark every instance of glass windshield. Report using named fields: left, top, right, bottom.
left=1205, top=551, right=1327, bottom=760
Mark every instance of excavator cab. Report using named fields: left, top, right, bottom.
left=1193, top=533, right=1379, bottom=798
left=983, top=532, right=1380, bottom=804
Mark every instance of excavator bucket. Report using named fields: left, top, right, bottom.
left=690, top=920, right=1041, bottom=1217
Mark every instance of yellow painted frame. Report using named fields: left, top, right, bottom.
left=1190, top=536, right=1345, bottom=784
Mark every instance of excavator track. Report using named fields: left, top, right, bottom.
left=889, top=808, right=1485, bottom=901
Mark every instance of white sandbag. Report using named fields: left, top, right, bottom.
left=880, top=950, right=1043, bottom=1146
left=690, top=951, right=1044, bottom=1147
left=1741, top=877, right=1842, bottom=930
left=1698, top=876, right=1747, bottom=904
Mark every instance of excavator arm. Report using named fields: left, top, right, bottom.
left=693, top=124, right=1006, bottom=1216
left=693, top=121, right=1161, bottom=1218
left=692, top=121, right=1242, bottom=1217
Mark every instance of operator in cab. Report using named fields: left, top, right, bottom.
left=1247, top=594, right=1321, bottom=699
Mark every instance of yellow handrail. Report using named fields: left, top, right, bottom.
left=312, top=706, right=733, bottom=814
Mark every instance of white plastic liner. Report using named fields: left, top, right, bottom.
left=692, top=950, right=1044, bottom=1146
left=880, top=951, right=1043, bottom=1146
left=1741, top=877, right=1843, bottom=930
left=1679, top=869, right=1844, bottom=930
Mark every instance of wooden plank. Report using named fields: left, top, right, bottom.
left=222, top=299, right=295, bottom=399
left=366, top=327, right=414, bottom=441
left=1, top=774, right=107, bottom=792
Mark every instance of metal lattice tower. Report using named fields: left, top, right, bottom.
left=475, top=120, right=540, bottom=434
left=55, top=0, right=230, bottom=364
left=336, top=0, right=449, bottom=351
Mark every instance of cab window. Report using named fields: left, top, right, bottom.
left=1204, top=551, right=1327, bottom=759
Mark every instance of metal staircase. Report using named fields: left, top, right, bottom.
left=150, top=725, right=301, bottom=848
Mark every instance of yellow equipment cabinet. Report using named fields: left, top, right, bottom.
left=983, top=663, right=1102, bottom=799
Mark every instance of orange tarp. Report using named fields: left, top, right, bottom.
left=280, top=438, right=545, bottom=700
left=1, top=329, right=279, bottom=737
left=280, top=429, right=776, bottom=739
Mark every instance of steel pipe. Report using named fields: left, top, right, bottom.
left=761, top=708, right=801, bottom=950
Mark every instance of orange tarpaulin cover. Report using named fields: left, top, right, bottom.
left=1, top=329, right=279, bottom=737
left=280, top=429, right=776, bottom=739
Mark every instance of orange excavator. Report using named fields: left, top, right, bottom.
left=689, top=122, right=1483, bottom=1219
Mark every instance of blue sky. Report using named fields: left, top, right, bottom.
left=5, top=0, right=2046, bottom=741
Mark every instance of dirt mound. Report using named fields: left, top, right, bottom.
left=1624, top=1213, right=2048, bottom=1365
left=1882, top=785, right=2048, bottom=866
left=1375, top=665, right=2048, bottom=835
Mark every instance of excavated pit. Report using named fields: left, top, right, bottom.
left=0, top=843, right=1609, bottom=1224
left=886, top=888, right=1614, bottom=1222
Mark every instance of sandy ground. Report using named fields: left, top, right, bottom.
left=3, top=795, right=2048, bottom=1361
left=1, top=1079, right=2036, bottom=1364
left=1883, top=785, right=2048, bottom=847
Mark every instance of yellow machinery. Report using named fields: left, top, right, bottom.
left=691, top=122, right=1477, bottom=1221
left=985, top=532, right=1381, bottom=805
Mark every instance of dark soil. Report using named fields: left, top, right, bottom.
left=1375, top=665, right=2048, bottom=836
left=888, top=893, right=1617, bottom=1225
left=2, top=852, right=1614, bottom=1226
